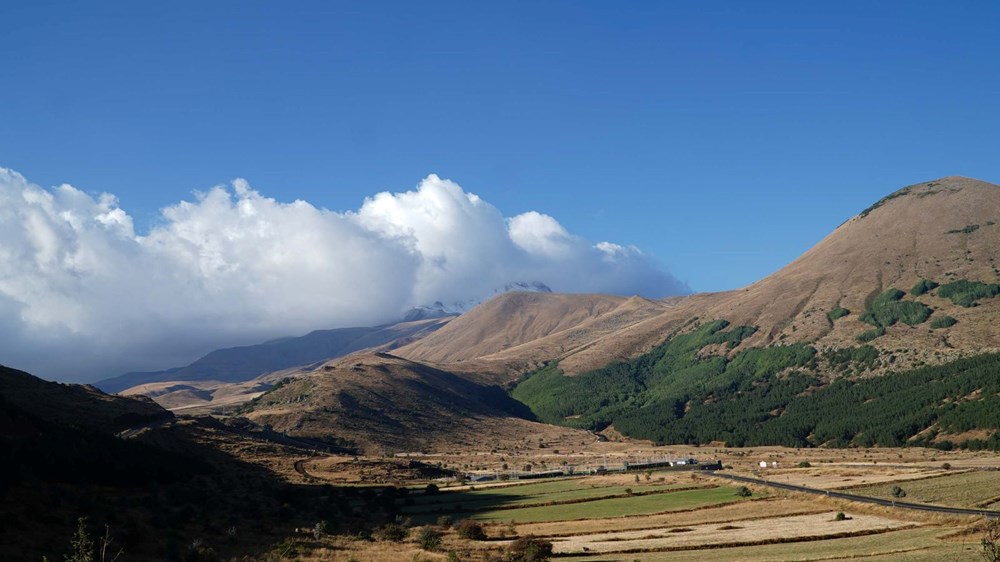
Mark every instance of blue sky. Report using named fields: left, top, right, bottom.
left=2, top=1, right=999, bottom=293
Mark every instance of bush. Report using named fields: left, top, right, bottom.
left=938, top=280, right=1000, bottom=307
left=436, top=515, right=453, bottom=528
left=827, top=307, right=850, bottom=321
left=859, top=288, right=931, bottom=328
left=503, top=535, right=554, bottom=562
left=931, top=316, right=957, bottom=329
left=312, top=520, right=328, bottom=540
left=910, top=279, right=939, bottom=296
left=425, top=483, right=440, bottom=495
left=736, top=486, right=752, bottom=497
left=942, top=462, right=952, bottom=470
left=797, top=461, right=811, bottom=468
left=857, top=327, right=886, bottom=342
left=418, top=527, right=442, bottom=551
left=835, top=512, right=847, bottom=521
left=374, top=523, right=409, bottom=542
left=455, top=519, right=487, bottom=540
left=891, top=485, right=906, bottom=498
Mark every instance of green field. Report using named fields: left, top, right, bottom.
left=405, top=479, right=691, bottom=513
left=429, top=485, right=750, bottom=523
left=560, top=527, right=967, bottom=562
left=850, top=470, right=1000, bottom=508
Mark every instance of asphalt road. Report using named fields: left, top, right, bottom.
left=713, top=472, right=1000, bottom=518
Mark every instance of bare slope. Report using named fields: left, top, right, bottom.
left=397, top=292, right=668, bottom=372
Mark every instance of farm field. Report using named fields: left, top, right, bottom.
left=267, top=445, right=1000, bottom=561
left=748, top=465, right=950, bottom=489
left=404, top=478, right=693, bottom=513
left=849, top=470, right=1000, bottom=508
left=559, top=526, right=971, bottom=562
left=550, top=511, right=915, bottom=555
left=413, top=483, right=752, bottom=524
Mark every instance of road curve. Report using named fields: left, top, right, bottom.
left=712, top=472, right=1000, bottom=519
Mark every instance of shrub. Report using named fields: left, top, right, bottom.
left=938, top=280, right=1000, bottom=307
left=947, top=224, right=980, bottom=234
left=65, top=517, right=94, bottom=562
left=835, top=512, right=847, bottom=521
left=798, top=461, right=811, bottom=468
left=942, top=462, right=952, bottom=470
left=857, top=327, right=886, bottom=342
left=374, top=523, right=409, bottom=542
left=827, top=307, right=850, bottom=321
left=312, top=520, right=329, bottom=540
left=418, top=527, right=442, bottom=551
left=931, top=316, right=957, bottom=329
left=910, top=279, right=939, bottom=296
left=736, top=486, right=752, bottom=497
left=859, top=288, right=931, bottom=327
left=425, top=483, right=440, bottom=495
left=455, top=520, right=487, bottom=540
left=503, top=535, right=554, bottom=562
left=436, top=515, right=453, bottom=528
left=891, top=485, right=906, bottom=498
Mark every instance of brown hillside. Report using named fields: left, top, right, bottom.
left=241, top=352, right=590, bottom=454
left=396, top=292, right=667, bottom=371
left=404, top=177, right=1000, bottom=378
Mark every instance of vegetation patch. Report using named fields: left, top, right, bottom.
left=930, top=316, right=957, bottom=329
left=857, top=190, right=909, bottom=219
left=946, top=224, right=980, bottom=234
left=856, top=327, right=885, bottom=343
left=859, top=288, right=931, bottom=328
left=910, top=279, right=939, bottom=296
left=458, top=486, right=749, bottom=523
left=823, top=346, right=879, bottom=372
left=827, top=307, right=850, bottom=321
left=937, top=279, right=1000, bottom=307
left=512, top=320, right=814, bottom=437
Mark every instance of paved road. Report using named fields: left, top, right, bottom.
left=712, top=472, right=1000, bottom=518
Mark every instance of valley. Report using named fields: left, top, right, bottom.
left=7, top=177, right=1000, bottom=561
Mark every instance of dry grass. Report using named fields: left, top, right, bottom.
left=512, top=498, right=823, bottom=537
left=559, top=526, right=971, bottom=562
left=850, top=470, right=1000, bottom=508
left=547, top=512, right=916, bottom=554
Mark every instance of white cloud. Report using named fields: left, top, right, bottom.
left=0, top=167, right=688, bottom=381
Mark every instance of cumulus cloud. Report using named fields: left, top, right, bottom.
left=0, top=168, right=687, bottom=381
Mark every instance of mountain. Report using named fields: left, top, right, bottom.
left=396, top=292, right=670, bottom=378
left=96, top=316, right=454, bottom=393
left=402, top=176, right=1000, bottom=378
left=239, top=352, right=589, bottom=454
left=502, top=176, right=1000, bottom=449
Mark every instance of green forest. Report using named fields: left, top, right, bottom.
left=512, top=320, right=1000, bottom=451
